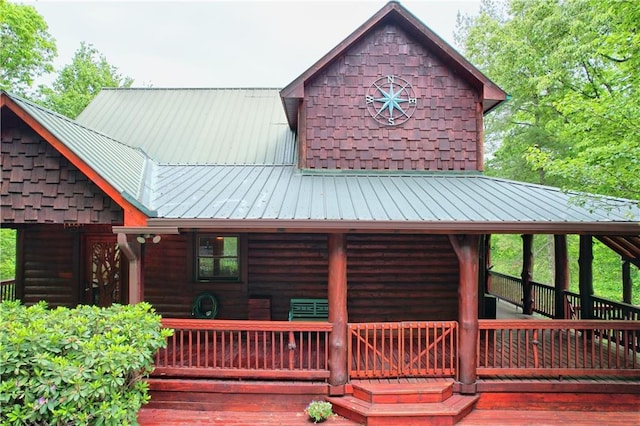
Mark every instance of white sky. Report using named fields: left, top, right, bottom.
left=25, top=0, right=481, bottom=88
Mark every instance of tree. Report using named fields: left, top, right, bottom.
left=456, top=0, right=640, bottom=201
left=38, top=42, right=133, bottom=118
left=0, top=0, right=57, bottom=94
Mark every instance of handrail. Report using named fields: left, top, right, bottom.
left=154, top=319, right=332, bottom=380
left=478, top=319, right=640, bottom=377
left=489, top=271, right=640, bottom=321
left=561, top=290, right=640, bottom=322
left=0, top=279, right=16, bottom=302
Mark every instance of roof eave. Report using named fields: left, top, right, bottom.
left=145, top=218, right=640, bottom=236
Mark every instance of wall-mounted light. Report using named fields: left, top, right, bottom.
left=136, top=234, right=162, bottom=244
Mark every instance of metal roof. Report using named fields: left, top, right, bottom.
left=5, top=92, right=149, bottom=201
left=77, top=88, right=296, bottom=165
left=147, top=165, right=640, bottom=233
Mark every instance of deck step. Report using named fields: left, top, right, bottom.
left=327, top=394, right=479, bottom=426
left=352, top=381, right=454, bottom=403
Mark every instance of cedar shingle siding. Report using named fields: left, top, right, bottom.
left=303, top=24, right=479, bottom=171
left=1, top=112, right=123, bottom=224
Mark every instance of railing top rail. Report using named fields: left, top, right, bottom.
left=161, top=318, right=333, bottom=332
left=0, top=279, right=15, bottom=285
left=479, top=319, right=640, bottom=330
left=488, top=271, right=554, bottom=290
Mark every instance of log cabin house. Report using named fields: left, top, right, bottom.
left=1, top=2, right=639, bottom=423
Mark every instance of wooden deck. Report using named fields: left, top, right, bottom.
left=144, top=311, right=639, bottom=424
left=138, top=377, right=640, bottom=425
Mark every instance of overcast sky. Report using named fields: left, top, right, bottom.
left=26, top=1, right=481, bottom=88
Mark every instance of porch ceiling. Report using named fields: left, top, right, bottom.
left=145, top=165, right=640, bottom=234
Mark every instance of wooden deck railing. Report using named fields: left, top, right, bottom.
left=348, top=321, right=457, bottom=379
left=564, top=290, right=640, bottom=322
left=489, top=271, right=640, bottom=322
left=477, top=319, right=640, bottom=378
left=0, top=279, right=16, bottom=302
left=489, top=271, right=556, bottom=317
left=154, top=319, right=332, bottom=380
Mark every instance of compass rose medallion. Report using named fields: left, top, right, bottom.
left=365, top=75, right=417, bottom=126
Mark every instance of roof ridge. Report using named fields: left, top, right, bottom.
left=100, top=87, right=283, bottom=91
left=5, top=91, right=151, bottom=159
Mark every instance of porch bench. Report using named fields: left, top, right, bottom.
left=288, top=298, right=328, bottom=321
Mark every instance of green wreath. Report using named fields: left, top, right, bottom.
left=192, top=292, right=218, bottom=319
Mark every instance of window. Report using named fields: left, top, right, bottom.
left=196, top=235, right=239, bottom=280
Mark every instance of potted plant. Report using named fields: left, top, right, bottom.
left=304, top=400, right=334, bottom=423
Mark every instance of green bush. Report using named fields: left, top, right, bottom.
left=0, top=301, right=173, bottom=425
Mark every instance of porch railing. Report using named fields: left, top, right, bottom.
left=489, top=271, right=640, bottom=322
left=348, top=321, right=457, bottom=379
left=564, top=291, right=640, bottom=321
left=489, top=271, right=556, bottom=317
left=154, top=319, right=332, bottom=380
left=0, top=279, right=16, bottom=302
left=477, top=319, right=640, bottom=378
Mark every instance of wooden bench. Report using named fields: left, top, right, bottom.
left=288, top=298, right=328, bottom=321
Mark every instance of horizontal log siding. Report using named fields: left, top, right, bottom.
left=20, top=226, right=77, bottom=307
left=346, top=235, right=459, bottom=322
left=143, top=233, right=458, bottom=321
left=248, top=234, right=329, bottom=321
left=143, top=234, right=248, bottom=319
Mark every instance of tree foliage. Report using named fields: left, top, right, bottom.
left=38, top=42, right=134, bottom=118
left=456, top=0, right=640, bottom=200
left=0, top=0, right=57, bottom=94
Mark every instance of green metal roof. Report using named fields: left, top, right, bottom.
left=6, top=92, right=150, bottom=203
left=77, top=88, right=296, bottom=165
left=146, top=165, right=640, bottom=234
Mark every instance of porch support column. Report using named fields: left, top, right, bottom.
left=521, top=234, right=534, bottom=315
left=578, top=235, right=594, bottom=319
left=117, top=233, right=143, bottom=304
left=622, top=260, right=632, bottom=305
left=554, top=235, right=569, bottom=319
left=450, top=234, right=480, bottom=394
left=328, top=233, right=348, bottom=388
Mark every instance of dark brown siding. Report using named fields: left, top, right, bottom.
left=1, top=110, right=123, bottom=225
left=143, top=234, right=248, bottom=319
left=20, top=225, right=78, bottom=307
left=248, top=234, right=329, bottom=321
left=141, top=233, right=458, bottom=321
left=303, top=23, right=479, bottom=171
left=347, top=234, right=458, bottom=322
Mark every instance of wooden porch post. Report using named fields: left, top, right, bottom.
left=554, top=235, right=569, bottom=319
left=578, top=235, right=594, bottom=319
left=622, top=260, right=632, bottom=305
left=328, top=233, right=348, bottom=389
left=521, top=234, right=534, bottom=315
left=449, top=234, right=480, bottom=394
left=117, top=234, right=143, bottom=304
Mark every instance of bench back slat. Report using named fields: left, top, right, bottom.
left=289, top=298, right=328, bottom=321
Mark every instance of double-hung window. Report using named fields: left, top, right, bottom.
left=196, top=235, right=239, bottom=280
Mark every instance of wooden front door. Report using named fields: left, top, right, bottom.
left=84, top=235, right=125, bottom=307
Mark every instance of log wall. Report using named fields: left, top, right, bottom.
left=17, top=230, right=459, bottom=321
left=19, top=225, right=78, bottom=307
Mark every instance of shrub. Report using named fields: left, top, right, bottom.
left=304, top=400, right=334, bottom=423
left=0, top=301, right=173, bottom=425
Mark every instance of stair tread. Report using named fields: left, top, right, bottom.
left=328, top=394, right=479, bottom=416
left=353, top=382, right=453, bottom=395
